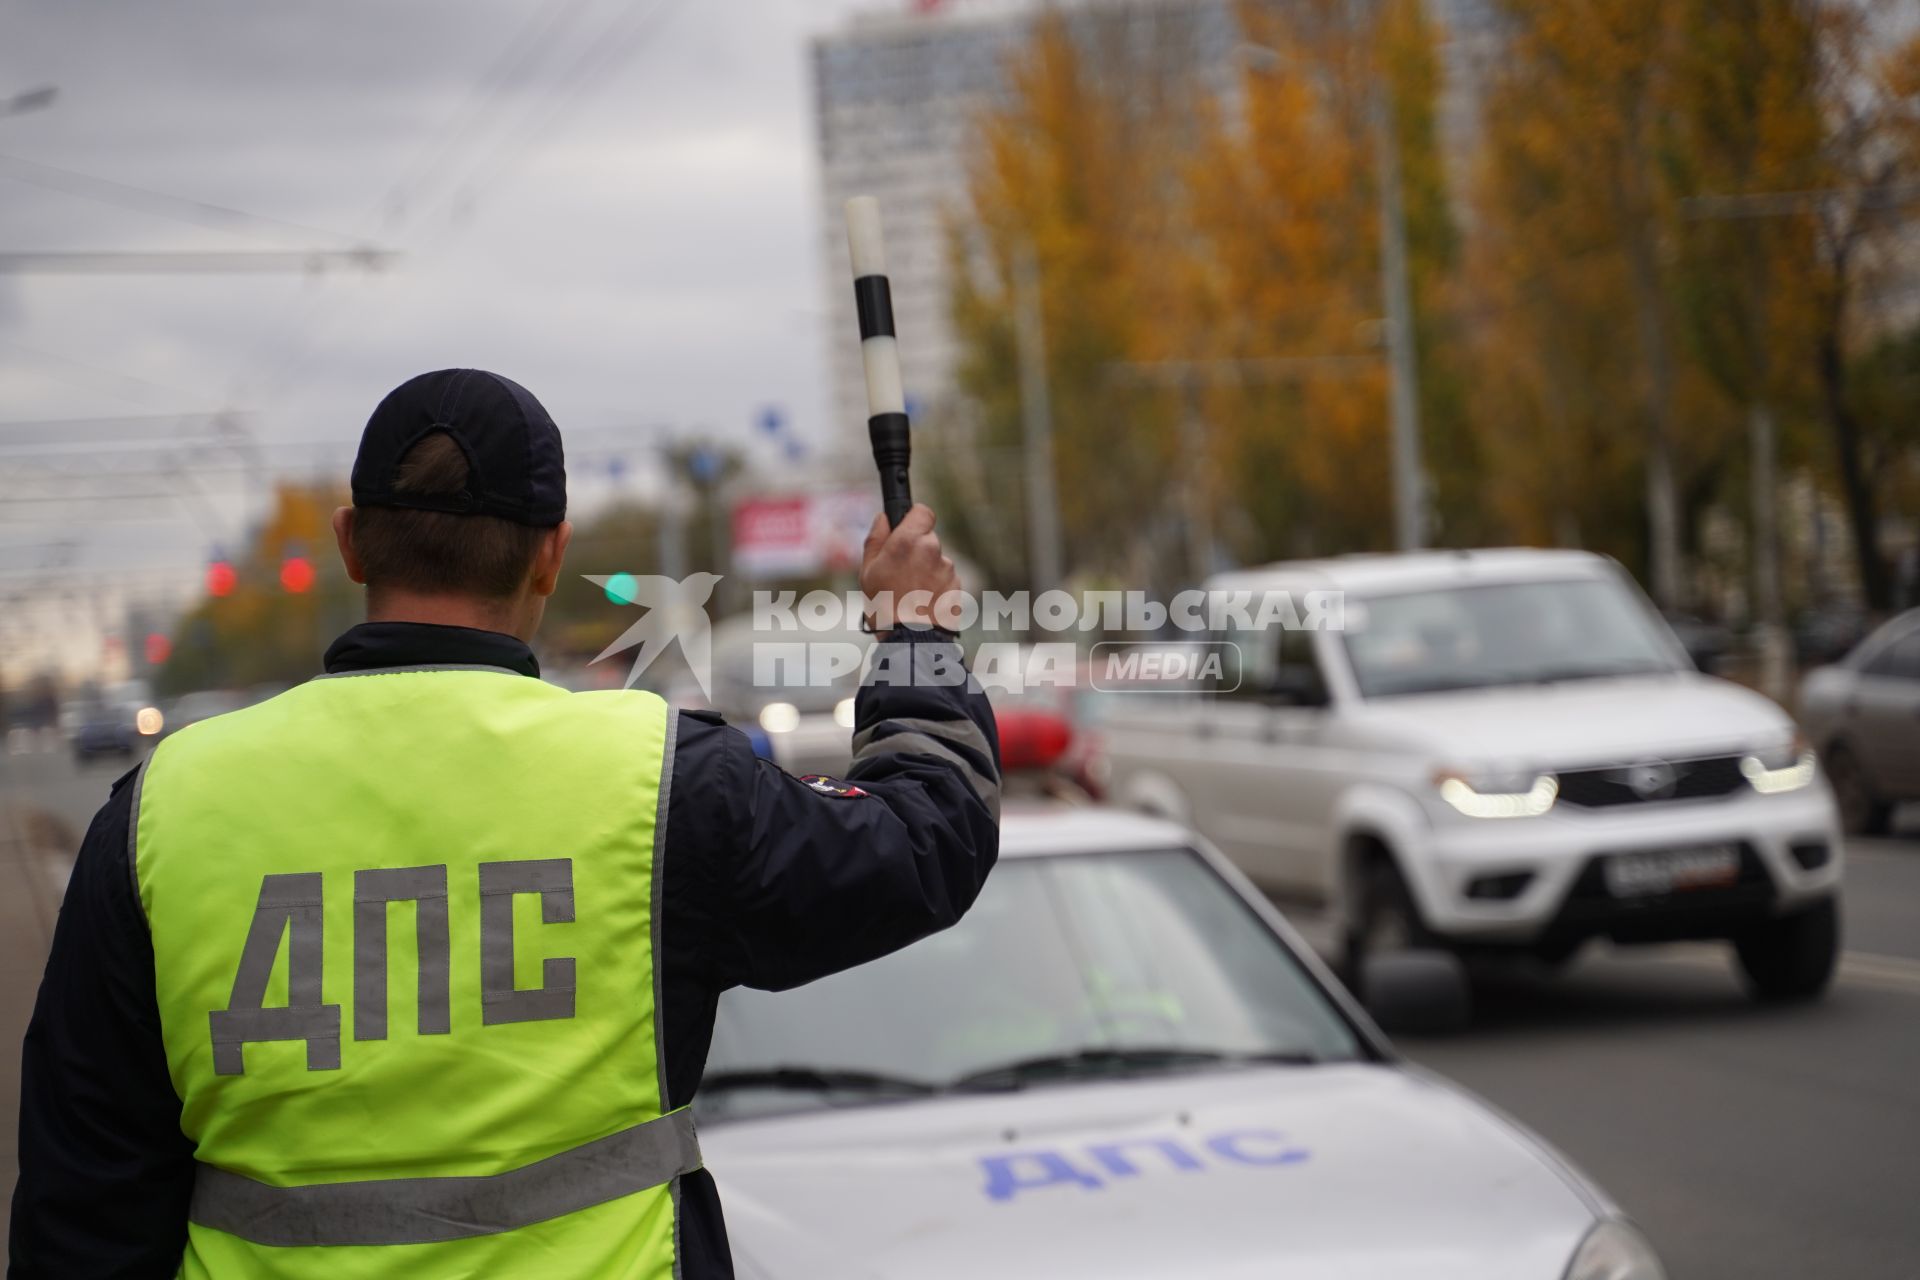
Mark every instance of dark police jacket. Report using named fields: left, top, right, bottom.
left=9, top=621, right=1001, bottom=1279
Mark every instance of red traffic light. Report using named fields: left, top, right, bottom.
left=144, top=632, right=172, bottom=666
left=279, top=556, right=315, bottom=594
left=206, top=560, right=237, bottom=598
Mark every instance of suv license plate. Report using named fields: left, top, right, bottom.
left=1604, top=845, right=1740, bottom=898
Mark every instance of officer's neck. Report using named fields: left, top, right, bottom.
left=364, top=590, right=538, bottom=644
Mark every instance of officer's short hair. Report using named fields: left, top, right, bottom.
left=351, top=433, right=547, bottom=600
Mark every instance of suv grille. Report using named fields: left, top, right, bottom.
left=1555, top=755, right=1748, bottom=808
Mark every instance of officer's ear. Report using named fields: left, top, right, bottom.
left=529, top=520, right=572, bottom=598
left=332, top=507, right=367, bottom=586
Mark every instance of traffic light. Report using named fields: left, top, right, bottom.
left=280, top=556, right=315, bottom=594
left=603, top=571, right=639, bottom=605
left=206, top=560, right=237, bottom=598
left=144, top=632, right=172, bottom=666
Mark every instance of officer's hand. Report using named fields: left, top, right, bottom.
left=860, top=505, right=962, bottom=631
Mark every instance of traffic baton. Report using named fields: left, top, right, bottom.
left=845, top=196, right=912, bottom=528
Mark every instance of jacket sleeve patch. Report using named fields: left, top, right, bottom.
left=798, top=775, right=868, bottom=798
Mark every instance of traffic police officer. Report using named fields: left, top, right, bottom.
left=10, top=369, right=1001, bottom=1278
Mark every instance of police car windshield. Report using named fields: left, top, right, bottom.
left=700, top=849, right=1363, bottom=1120
left=1342, top=576, right=1682, bottom=698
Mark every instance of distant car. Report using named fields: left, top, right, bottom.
left=1800, top=609, right=1920, bottom=834
left=68, top=701, right=137, bottom=762
left=243, top=681, right=293, bottom=707
left=703, top=616, right=870, bottom=777
left=160, top=689, right=246, bottom=739
left=987, top=644, right=1215, bottom=801
left=987, top=667, right=1102, bottom=801
left=701, top=807, right=1665, bottom=1280
left=1794, top=605, right=1871, bottom=667
left=1101, top=549, right=1844, bottom=1004
left=1662, top=611, right=1734, bottom=673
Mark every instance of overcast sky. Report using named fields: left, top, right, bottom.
left=0, top=0, right=884, bottom=582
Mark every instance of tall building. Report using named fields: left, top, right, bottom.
left=810, top=0, right=1241, bottom=455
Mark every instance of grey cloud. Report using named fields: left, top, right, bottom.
left=1, top=0, right=876, bottom=576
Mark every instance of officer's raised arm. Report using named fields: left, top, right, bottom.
left=685, top=503, right=1000, bottom=994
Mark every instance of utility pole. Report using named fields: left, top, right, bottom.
left=1365, top=6, right=1427, bottom=551
left=1013, top=245, right=1064, bottom=594
left=1750, top=398, right=1789, bottom=699
left=1180, top=376, right=1216, bottom=582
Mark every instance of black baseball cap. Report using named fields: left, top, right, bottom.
left=351, top=368, right=567, bottom=527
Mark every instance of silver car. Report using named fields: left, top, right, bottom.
left=1801, top=608, right=1920, bottom=834
left=698, top=807, right=1664, bottom=1279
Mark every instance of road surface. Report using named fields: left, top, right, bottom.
left=4, top=738, right=1916, bottom=1274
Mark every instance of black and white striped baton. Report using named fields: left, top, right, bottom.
left=845, top=196, right=912, bottom=529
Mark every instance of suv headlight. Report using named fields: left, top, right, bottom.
left=1564, top=1219, right=1665, bottom=1280
left=1740, top=733, right=1816, bottom=794
left=1434, top=769, right=1558, bottom=819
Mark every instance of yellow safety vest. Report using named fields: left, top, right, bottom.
left=133, top=666, right=696, bottom=1278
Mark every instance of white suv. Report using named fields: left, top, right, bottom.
left=1103, top=549, right=1844, bottom=1003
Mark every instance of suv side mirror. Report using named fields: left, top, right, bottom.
left=1265, top=667, right=1329, bottom=708
left=1360, top=950, right=1471, bottom=1036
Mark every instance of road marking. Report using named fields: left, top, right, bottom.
left=1834, top=950, right=1920, bottom=992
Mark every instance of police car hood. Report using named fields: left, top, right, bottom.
left=704, top=1063, right=1601, bottom=1280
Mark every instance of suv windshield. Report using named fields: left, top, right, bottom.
left=1343, top=576, right=1681, bottom=698
left=700, top=849, right=1363, bottom=1121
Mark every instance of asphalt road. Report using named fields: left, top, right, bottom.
left=3, top=738, right=1917, bottom=1276
left=1405, top=846, right=1920, bottom=1280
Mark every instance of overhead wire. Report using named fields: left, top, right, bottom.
left=0, top=150, right=365, bottom=245
left=231, top=0, right=641, bottom=408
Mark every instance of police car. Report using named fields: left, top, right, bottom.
left=698, top=807, right=1663, bottom=1279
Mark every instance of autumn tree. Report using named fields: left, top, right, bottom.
left=1802, top=7, right=1920, bottom=610
left=1667, top=0, right=1826, bottom=645
left=1468, top=0, right=1918, bottom=612
left=1178, top=0, right=1388, bottom=558
left=1461, top=0, right=1738, bottom=601
left=1171, top=0, right=1464, bottom=559
left=157, top=482, right=355, bottom=695
left=944, top=9, right=1199, bottom=589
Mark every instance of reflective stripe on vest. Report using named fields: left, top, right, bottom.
left=190, top=1108, right=701, bottom=1247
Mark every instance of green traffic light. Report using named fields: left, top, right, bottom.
left=604, top=572, right=639, bottom=605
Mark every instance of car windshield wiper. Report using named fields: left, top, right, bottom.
left=700, top=1066, right=940, bottom=1097
left=1525, top=661, right=1674, bottom=685
left=1369, top=675, right=1508, bottom=696
left=949, top=1046, right=1320, bottom=1093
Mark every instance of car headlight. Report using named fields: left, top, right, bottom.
left=833, top=697, right=857, bottom=730
left=1564, top=1219, right=1665, bottom=1280
left=1741, top=733, right=1816, bottom=794
left=758, top=701, right=800, bottom=734
left=134, top=706, right=164, bottom=736
left=1434, top=769, right=1558, bottom=819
